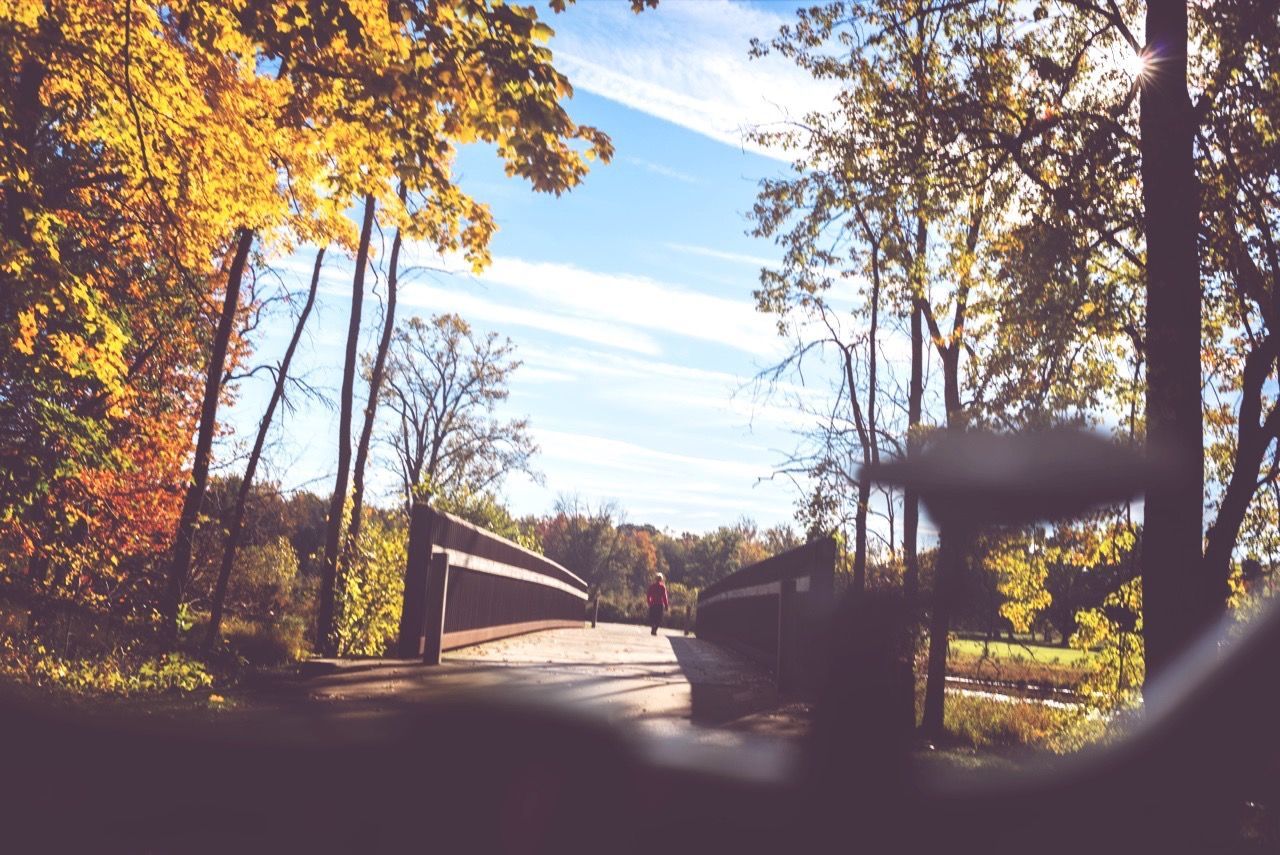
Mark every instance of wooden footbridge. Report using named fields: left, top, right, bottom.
left=298, top=504, right=838, bottom=742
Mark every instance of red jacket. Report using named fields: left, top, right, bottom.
left=646, top=580, right=669, bottom=608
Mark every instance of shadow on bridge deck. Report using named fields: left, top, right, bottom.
left=250, top=623, right=810, bottom=748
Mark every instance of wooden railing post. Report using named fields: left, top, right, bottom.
left=422, top=551, right=450, bottom=665
left=777, top=576, right=797, bottom=694
left=396, top=504, right=436, bottom=658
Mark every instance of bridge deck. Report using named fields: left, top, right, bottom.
left=288, top=623, right=807, bottom=746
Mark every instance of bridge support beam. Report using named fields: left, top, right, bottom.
left=422, top=552, right=450, bottom=665
left=396, top=503, right=437, bottom=658
left=776, top=577, right=796, bottom=695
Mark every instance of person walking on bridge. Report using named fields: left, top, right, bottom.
left=647, top=573, right=669, bottom=636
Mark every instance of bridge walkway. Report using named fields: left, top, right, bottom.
left=286, top=623, right=808, bottom=749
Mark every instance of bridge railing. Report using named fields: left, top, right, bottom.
left=396, top=503, right=588, bottom=662
left=695, top=537, right=837, bottom=693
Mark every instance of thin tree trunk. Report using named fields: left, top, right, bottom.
left=847, top=342, right=870, bottom=597
left=163, top=228, right=253, bottom=634
left=848, top=231, right=884, bottom=598
left=1202, top=334, right=1280, bottom=608
left=921, top=529, right=965, bottom=740
left=347, top=188, right=406, bottom=555
left=318, top=195, right=377, bottom=656
left=204, top=248, right=325, bottom=649
left=1139, top=0, right=1207, bottom=686
left=917, top=195, right=982, bottom=735
left=903, top=220, right=926, bottom=614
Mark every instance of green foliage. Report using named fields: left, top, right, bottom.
left=222, top=615, right=309, bottom=666
left=941, top=692, right=1074, bottom=750
left=228, top=535, right=300, bottom=619
left=985, top=535, right=1052, bottom=634
left=333, top=514, right=406, bottom=657
left=0, top=636, right=212, bottom=696
left=1070, top=577, right=1143, bottom=711
left=595, top=580, right=696, bottom=631
left=431, top=485, right=541, bottom=552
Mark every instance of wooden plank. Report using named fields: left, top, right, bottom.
left=444, top=549, right=589, bottom=600
left=442, top=619, right=585, bottom=652
left=422, top=551, right=450, bottom=665
left=698, top=536, right=836, bottom=602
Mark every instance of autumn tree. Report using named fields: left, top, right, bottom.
left=750, top=0, right=1021, bottom=737
left=0, top=1, right=309, bottom=617
left=303, top=0, right=634, bottom=654
left=540, top=497, right=625, bottom=593
left=347, top=187, right=408, bottom=559
left=381, top=314, right=537, bottom=512
left=204, top=249, right=326, bottom=648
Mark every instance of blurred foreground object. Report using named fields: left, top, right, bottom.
left=862, top=427, right=1172, bottom=528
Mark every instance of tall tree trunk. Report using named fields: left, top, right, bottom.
left=903, top=220, right=926, bottom=614
left=318, top=195, right=377, bottom=656
left=1139, top=0, right=1207, bottom=686
left=162, top=228, right=253, bottom=634
left=346, top=196, right=405, bottom=555
left=4, top=52, right=47, bottom=242
left=204, top=248, right=325, bottom=649
left=917, top=341, right=965, bottom=735
left=1202, top=334, right=1280, bottom=610
left=917, top=195, right=982, bottom=735
left=849, top=232, right=884, bottom=597
left=921, top=528, right=964, bottom=740
left=848, top=344, right=870, bottom=597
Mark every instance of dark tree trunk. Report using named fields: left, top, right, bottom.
left=162, top=228, right=253, bottom=634
left=204, top=248, right=325, bottom=649
left=941, top=346, right=962, bottom=426
left=921, top=530, right=965, bottom=740
left=1202, top=334, right=1280, bottom=608
left=917, top=193, right=982, bottom=735
left=844, top=345, right=872, bottom=597
left=318, top=195, right=377, bottom=656
left=4, top=53, right=47, bottom=242
left=1139, top=0, right=1208, bottom=686
left=903, top=221, right=926, bottom=613
left=347, top=188, right=406, bottom=555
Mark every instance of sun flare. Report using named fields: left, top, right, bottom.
left=1125, top=48, right=1152, bottom=81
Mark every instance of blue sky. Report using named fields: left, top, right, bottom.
left=222, top=0, right=841, bottom=533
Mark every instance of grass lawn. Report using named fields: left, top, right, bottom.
left=948, top=638, right=1095, bottom=668
left=941, top=637, right=1097, bottom=691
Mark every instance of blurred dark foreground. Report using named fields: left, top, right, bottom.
left=2, top=587, right=1279, bottom=854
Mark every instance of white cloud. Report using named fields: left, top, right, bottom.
left=395, top=244, right=785, bottom=358
left=538, top=428, right=764, bottom=481
left=479, top=256, right=784, bottom=358
left=665, top=242, right=776, bottom=268
left=518, top=427, right=796, bottom=523
left=388, top=279, right=664, bottom=356
left=514, top=345, right=827, bottom=437
left=624, top=156, right=701, bottom=184
left=548, top=0, right=838, bottom=160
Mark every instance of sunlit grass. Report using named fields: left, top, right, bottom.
left=948, top=638, right=1095, bottom=668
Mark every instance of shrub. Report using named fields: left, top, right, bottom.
left=223, top=615, right=309, bottom=666
left=942, top=692, right=1074, bottom=749
left=334, top=514, right=407, bottom=657
left=228, top=536, right=300, bottom=621
left=593, top=585, right=695, bottom=631
left=0, top=635, right=213, bottom=696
